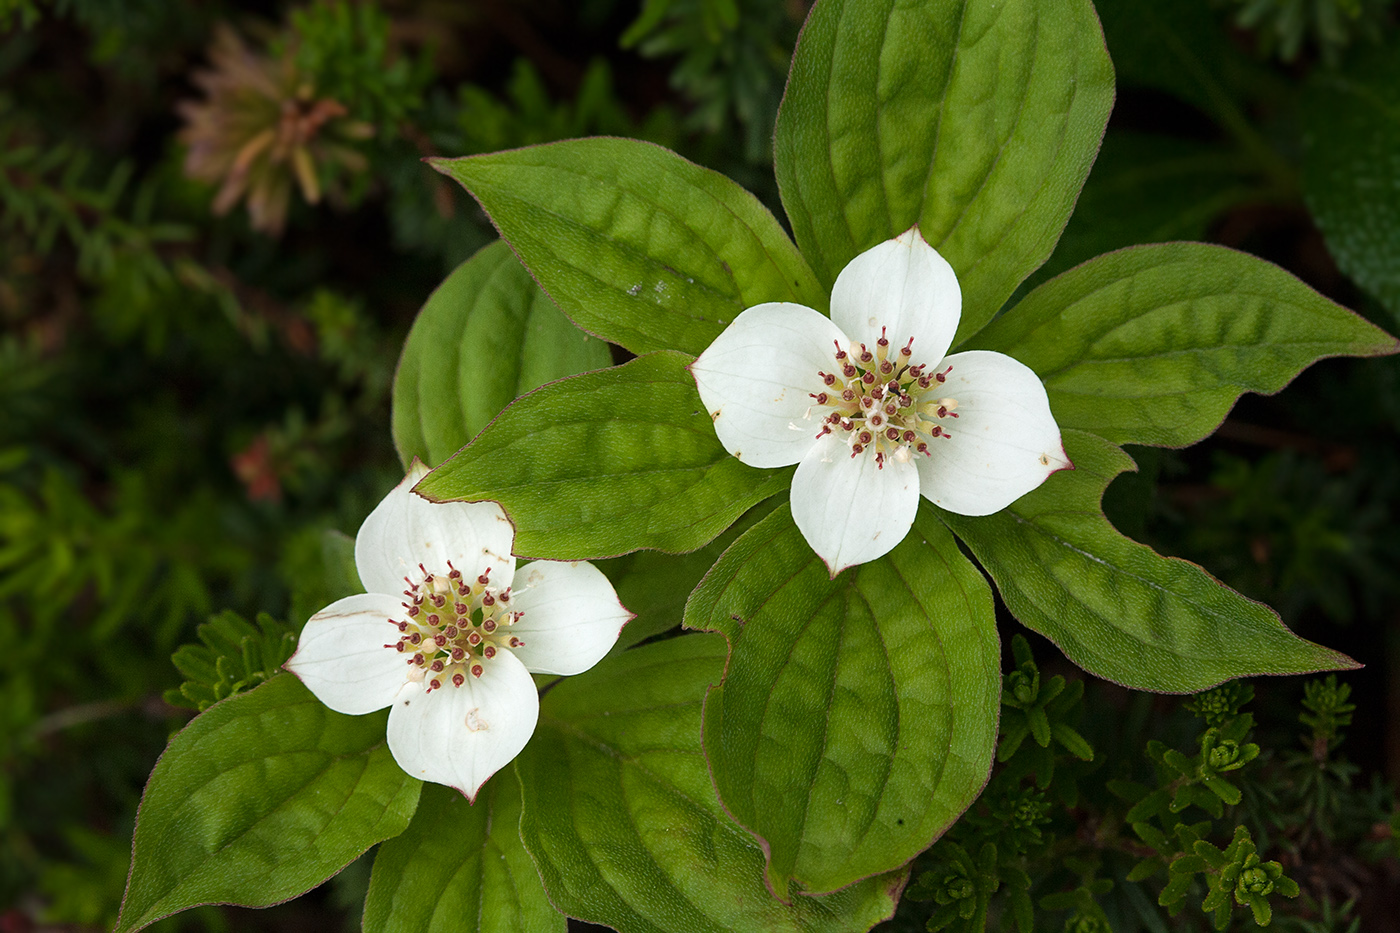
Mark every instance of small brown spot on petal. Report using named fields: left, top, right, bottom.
left=1039, top=454, right=1050, bottom=466
left=465, top=709, right=489, bottom=732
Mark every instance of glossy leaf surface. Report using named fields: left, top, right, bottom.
left=974, top=242, right=1399, bottom=447
left=363, top=772, right=561, bottom=933
left=940, top=430, right=1357, bottom=693
left=393, top=240, right=613, bottom=468
left=686, top=506, right=998, bottom=895
left=415, top=351, right=789, bottom=559
left=117, top=675, right=420, bottom=933
left=774, top=0, right=1114, bottom=343
left=517, top=635, right=906, bottom=933
left=431, top=139, right=823, bottom=356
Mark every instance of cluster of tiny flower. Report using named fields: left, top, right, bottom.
left=387, top=563, right=522, bottom=691
left=810, top=330, right=960, bottom=468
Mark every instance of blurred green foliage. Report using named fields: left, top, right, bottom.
left=2, top=0, right=1399, bottom=929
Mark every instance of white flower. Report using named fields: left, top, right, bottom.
left=690, top=226, right=1069, bottom=575
left=285, top=462, right=631, bottom=801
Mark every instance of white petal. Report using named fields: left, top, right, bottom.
left=285, top=593, right=410, bottom=715
left=829, top=227, right=961, bottom=368
left=690, top=302, right=850, bottom=468
left=385, top=649, right=539, bottom=802
left=506, top=560, right=631, bottom=675
left=356, top=463, right=517, bottom=598
left=915, top=350, right=1070, bottom=516
left=790, top=432, right=920, bottom=576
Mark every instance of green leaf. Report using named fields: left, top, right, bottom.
left=973, top=242, right=1399, bottom=448
left=363, top=772, right=561, bottom=933
left=773, top=0, right=1114, bottom=343
left=602, top=500, right=777, bottom=651
left=415, top=351, right=789, bottom=559
left=517, top=635, right=905, bottom=933
left=392, top=240, right=613, bottom=469
left=430, top=139, right=822, bottom=357
left=116, top=675, right=421, bottom=933
left=1303, top=39, right=1400, bottom=320
left=940, top=430, right=1357, bottom=693
left=685, top=506, right=998, bottom=895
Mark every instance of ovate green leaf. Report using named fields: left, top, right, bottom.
left=940, top=430, right=1357, bottom=693
left=517, top=635, right=905, bottom=933
left=685, top=506, right=998, bottom=895
left=1303, top=39, right=1400, bottom=320
left=774, top=0, right=1114, bottom=342
left=116, top=675, right=420, bottom=933
left=392, top=240, right=613, bottom=468
left=414, top=351, right=788, bottom=559
left=431, top=139, right=822, bottom=356
left=973, top=242, right=1399, bottom=447
left=363, top=772, right=561, bottom=933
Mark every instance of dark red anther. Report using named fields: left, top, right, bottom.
left=917, top=442, right=930, bottom=454
left=484, top=645, right=497, bottom=659
left=478, top=569, right=492, bottom=585
left=930, top=425, right=944, bottom=437
left=900, top=338, right=914, bottom=357
left=407, top=605, right=420, bottom=617
left=879, top=360, right=894, bottom=374
left=452, top=673, right=465, bottom=687
left=936, top=365, right=952, bottom=383
left=468, top=631, right=482, bottom=646
left=871, top=385, right=884, bottom=400
left=471, top=664, right=484, bottom=678
left=851, top=443, right=865, bottom=455
left=814, top=392, right=829, bottom=405
left=885, top=402, right=897, bottom=415
left=434, top=634, right=447, bottom=647
left=429, top=678, right=441, bottom=691
left=454, top=602, right=468, bottom=615
left=426, top=614, right=439, bottom=626
left=870, top=413, right=884, bottom=427
left=483, top=618, right=497, bottom=633
left=875, top=451, right=886, bottom=469
left=408, top=632, right=422, bottom=644
left=877, top=327, right=889, bottom=348
left=842, top=388, right=856, bottom=402
left=859, top=345, right=873, bottom=363
left=509, top=637, right=524, bottom=647
left=483, top=592, right=496, bottom=606
left=392, top=641, right=406, bottom=652
left=447, top=561, right=461, bottom=579
left=903, top=430, right=917, bottom=442
left=815, top=425, right=832, bottom=440
left=452, top=646, right=466, bottom=661
left=842, top=363, right=858, bottom=378
left=445, top=624, right=458, bottom=637
left=431, top=659, right=445, bottom=672
left=886, top=427, right=901, bottom=440
left=412, top=652, right=425, bottom=665
left=833, top=340, right=847, bottom=360
left=820, top=371, right=837, bottom=386
left=397, top=620, right=409, bottom=631
left=858, top=430, right=873, bottom=444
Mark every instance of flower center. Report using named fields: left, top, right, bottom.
left=809, top=328, right=959, bottom=469
left=384, top=563, right=522, bottom=692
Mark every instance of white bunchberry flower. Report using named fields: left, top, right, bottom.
left=285, top=462, right=631, bottom=801
left=690, top=226, right=1069, bottom=575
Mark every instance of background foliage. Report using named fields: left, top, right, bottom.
left=2, top=0, right=1398, bottom=930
